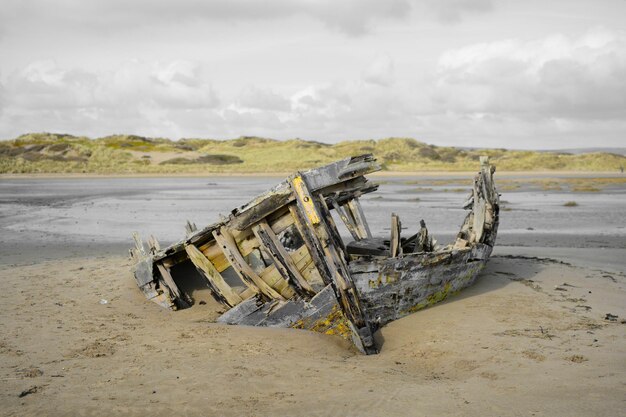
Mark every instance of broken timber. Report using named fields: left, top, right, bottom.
left=130, top=154, right=499, bottom=354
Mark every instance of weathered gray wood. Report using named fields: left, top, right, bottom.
left=185, top=220, right=197, bottom=236
left=229, top=185, right=294, bottom=231
left=252, top=219, right=315, bottom=296
left=184, top=244, right=244, bottom=308
left=229, top=156, right=380, bottom=231
left=148, top=235, right=160, bottom=254
left=346, top=198, right=371, bottom=239
left=472, top=199, right=486, bottom=243
left=212, top=226, right=285, bottom=301
left=129, top=248, right=141, bottom=263
left=217, top=296, right=264, bottom=324
left=129, top=154, right=499, bottom=356
left=330, top=199, right=361, bottom=241
left=289, top=173, right=377, bottom=354
left=301, top=154, right=380, bottom=190
left=150, top=174, right=379, bottom=263
left=288, top=204, right=333, bottom=286
left=350, top=243, right=493, bottom=326
left=156, top=262, right=190, bottom=308
left=291, top=175, right=351, bottom=292
left=316, top=193, right=348, bottom=256
left=132, top=232, right=145, bottom=256
left=414, top=219, right=432, bottom=253
left=217, top=285, right=357, bottom=348
left=390, top=213, right=401, bottom=258
left=131, top=258, right=179, bottom=310
left=346, top=238, right=389, bottom=257
left=478, top=156, right=499, bottom=247
left=132, top=258, right=154, bottom=287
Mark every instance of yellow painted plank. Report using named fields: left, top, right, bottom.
left=291, top=175, right=320, bottom=225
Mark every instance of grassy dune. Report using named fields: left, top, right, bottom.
left=1, top=133, right=625, bottom=174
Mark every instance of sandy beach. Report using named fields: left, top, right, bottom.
left=1, top=174, right=625, bottom=416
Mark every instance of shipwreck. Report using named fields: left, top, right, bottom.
left=130, top=154, right=499, bottom=354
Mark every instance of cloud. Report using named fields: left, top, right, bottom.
left=432, top=27, right=626, bottom=121
left=362, top=55, right=395, bottom=87
left=6, top=61, right=98, bottom=110
left=0, top=0, right=492, bottom=37
left=237, top=86, right=292, bottom=111
left=0, top=0, right=410, bottom=36
left=305, top=1, right=411, bottom=35
left=0, top=60, right=220, bottom=138
left=5, top=60, right=219, bottom=111
left=3, top=27, right=625, bottom=148
left=285, top=79, right=419, bottom=139
left=0, top=73, right=6, bottom=115
left=425, top=0, right=493, bottom=24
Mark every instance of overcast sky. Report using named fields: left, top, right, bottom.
left=0, top=0, right=625, bottom=148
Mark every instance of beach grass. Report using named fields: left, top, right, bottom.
left=1, top=133, right=626, bottom=174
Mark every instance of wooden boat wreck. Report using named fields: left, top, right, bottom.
left=130, top=154, right=499, bottom=354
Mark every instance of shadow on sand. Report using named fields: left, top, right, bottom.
left=374, top=256, right=546, bottom=350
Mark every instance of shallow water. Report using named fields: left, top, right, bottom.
left=1, top=175, right=624, bottom=265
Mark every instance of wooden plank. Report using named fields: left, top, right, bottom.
left=289, top=174, right=377, bottom=354
left=211, top=253, right=231, bottom=273
left=330, top=199, right=360, bottom=241
left=132, top=258, right=154, bottom=287
left=228, top=156, right=380, bottom=232
left=316, top=193, right=347, bottom=255
left=346, top=198, right=372, bottom=239
left=301, top=154, right=380, bottom=190
left=229, top=226, right=252, bottom=244
left=286, top=244, right=325, bottom=289
left=148, top=235, right=161, bottom=253
left=199, top=242, right=235, bottom=272
left=129, top=248, right=141, bottom=264
left=237, top=234, right=260, bottom=257
left=390, top=213, right=401, bottom=258
left=292, top=183, right=349, bottom=292
left=413, top=219, right=432, bottom=253
left=472, top=196, right=486, bottom=243
left=269, top=209, right=295, bottom=234
left=229, top=185, right=294, bottom=231
left=198, top=240, right=218, bottom=256
left=240, top=287, right=256, bottom=299
left=302, top=264, right=324, bottom=288
left=252, top=219, right=315, bottom=296
left=184, top=244, right=244, bottom=308
left=288, top=204, right=333, bottom=286
left=291, top=244, right=311, bottom=269
left=259, top=266, right=296, bottom=298
left=132, top=232, right=145, bottom=256
left=155, top=262, right=190, bottom=308
left=185, top=220, right=197, bottom=236
left=212, top=226, right=285, bottom=301
left=291, top=176, right=321, bottom=224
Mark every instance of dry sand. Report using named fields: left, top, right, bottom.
left=1, top=252, right=624, bottom=417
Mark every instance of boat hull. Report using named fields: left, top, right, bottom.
left=129, top=154, right=499, bottom=354
left=351, top=244, right=492, bottom=327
